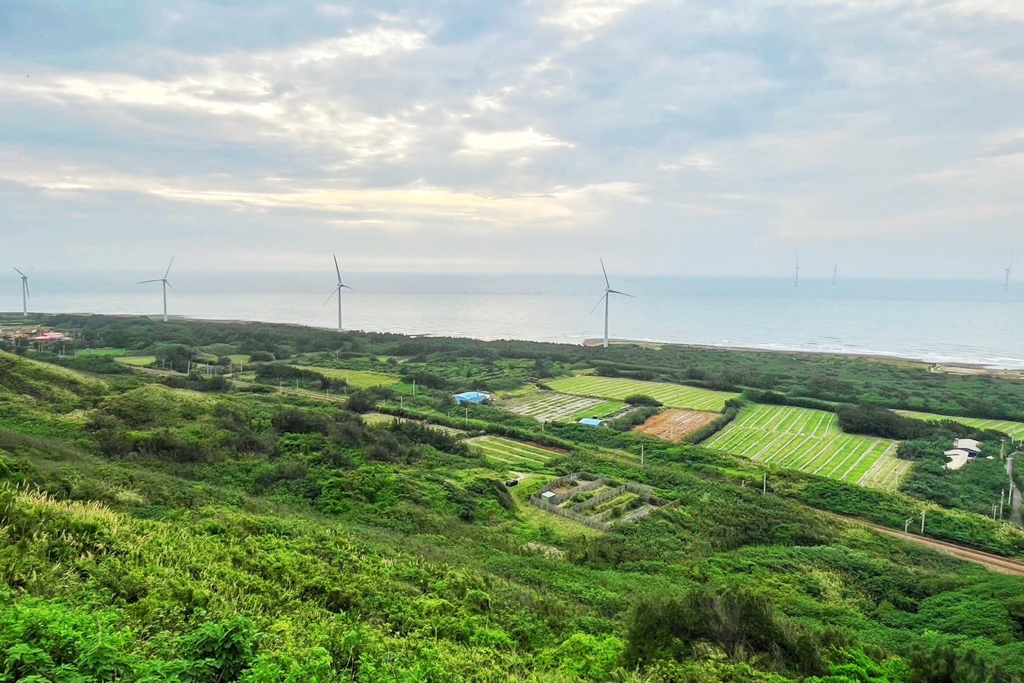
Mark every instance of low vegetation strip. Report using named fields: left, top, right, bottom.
left=466, top=436, right=560, bottom=469
left=548, top=376, right=738, bottom=412
left=896, top=410, right=1024, bottom=440
left=505, top=392, right=623, bottom=423
left=706, top=405, right=906, bottom=491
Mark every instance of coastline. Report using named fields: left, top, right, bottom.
left=8, top=311, right=1024, bottom=377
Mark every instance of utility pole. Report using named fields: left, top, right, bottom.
left=412, top=381, right=416, bottom=396
left=920, top=510, right=926, bottom=534
left=904, top=518, right=911, bottom=533
left=993, top=505, right=998, bottom=521
left=465, top=407, right=469, bottom=426
left=1000, top=489, right=1005, bottom=520
left=640, top=443, right=645, bottom=466
left=762, top=472, right=767, bottom=495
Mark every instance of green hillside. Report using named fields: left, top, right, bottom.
left=1, top=318, right=1023, bottom=682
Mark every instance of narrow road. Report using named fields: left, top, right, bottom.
left=1008, top=455, right=1022, bottom=526
left=829, top=513, right=1024, bottom=577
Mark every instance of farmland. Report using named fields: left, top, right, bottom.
left=466, top=435, right=562, bottom=470
left=292, top=366, right=400, bottom=389
left=897, top=410, right=1024, bottom=440
left=113, top=355, right=157, bottom=367
left=634, top=409, right=720, bottom=442
left=548, top=376, right=738, bottom=412
left=705, top=404, right=910, bottom=491
left=505, top=391, right=624, bottom=423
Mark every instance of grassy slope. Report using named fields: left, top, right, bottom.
left=2, top=350, right=1024, bottom=681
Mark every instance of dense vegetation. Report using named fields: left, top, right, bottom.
left=1, top=316, right=1024, bottom=681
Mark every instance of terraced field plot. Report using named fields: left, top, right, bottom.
left=292, top=366, right=400, bottom=388
left=114, top=356, right=156, bottom=367
left=548, top=376, right=738, bottom=412
left=635, top=409, right=719, bottom=442
left=705, top=404, right=910, bottom=491
left=897, top=410, right=1024, bottom=440
left=467, top=436, right=562, bottom=470
left=506, top=392, right=624, bottom=423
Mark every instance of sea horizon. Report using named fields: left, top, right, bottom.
left=4, top=273, right=1023, bottom=369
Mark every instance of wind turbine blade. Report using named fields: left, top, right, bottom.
left=322, top=287, right=340, bottom=307
left=608, top=289, right=635, bottom=298
left=137, top=279, right=161, bottom=284
left=165, top=280, right=181, bottom=297
left=600, top=258, right=610, bottom=288
left=589, top=294, right=607, bottom=315
left=333, top=254, right=342, bottom=283
left=13, top=267, right=25, bottom=277
left=164, top=257, right=175, bottom=279
left=340, top=284, right=355, bottom=291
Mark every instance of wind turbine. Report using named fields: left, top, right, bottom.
left=1006, top=261, right=1012, bottom=289
left=13, top=268, right=29, bottom=316
left=832, top=262, right=838, bottom=286
left=323, top=254, right=353, bottom=332
left=138, top=257, right=177, bottom=322
left=591, top=258, right=634, bottom=348
left=793, top=257, right=800, bottom=287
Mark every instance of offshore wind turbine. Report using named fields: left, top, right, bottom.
left=13, top=268, right=29, bottom=316
left=591, top=258, right=634, bottom=349
left=1006, top=261, right=1012, bottom=289
left=793, top=257, right=800, bottom=287
left=832, top=262, right=838, bottom=286
left=323, top=255, right=353, bottom=332
left=138, top=257, right=177, bottom=322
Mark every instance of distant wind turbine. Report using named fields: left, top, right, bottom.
left=13, top=268, right=29, bottom=316
left=1006, top=261, right=1012, bottom=289
left=138, top=257, right=177, bottom=322
left=322, top=255, right=353, bottom=332
left=832, top=262, right=838, bottom=286
left=591, top=258, right=634, bottom=348
left=793, top=257, right=800, bottom=288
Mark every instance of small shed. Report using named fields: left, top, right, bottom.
left=578, top=417, right=604, bottom=427
left=541, top=491, right=556, bottom=501
left=944, top=449, right=971, bottom=471
left=954, top=438, right=982, bottom=455
left=453, top=391, right=490, bottom=405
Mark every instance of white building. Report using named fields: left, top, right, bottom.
left=944, top=449, right=971, bottom=471
left=954, top=438, right=982, bottom=455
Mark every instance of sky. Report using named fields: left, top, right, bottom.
left=1, top=0, right=1023, bottom=279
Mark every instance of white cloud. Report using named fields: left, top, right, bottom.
left=462, top=128, right=574, bottom=153
left=545, top=0, right=653, bottom=33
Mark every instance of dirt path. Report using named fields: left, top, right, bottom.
left=1008, top=455, right=1022, bottom=526
left=830, top=513, right=1024, bottom=577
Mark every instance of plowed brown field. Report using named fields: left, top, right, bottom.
left=634, top=409, right=719, bottom=441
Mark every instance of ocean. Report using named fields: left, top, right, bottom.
left=4, top=272, right=1023, bottom=369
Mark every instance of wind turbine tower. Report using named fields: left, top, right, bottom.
left=323, top=255, right=353, bottom=332
left=1006, top=261, right=1012, bottom=289
left=794, top=257, right=800, bottom=287
left=13, top=268, right=29, bottom=316
left=138, top=258, right=177, bottom=322
left=591, top=258, right=634, bottom=348
left=832, top=262, right=838, bottom=286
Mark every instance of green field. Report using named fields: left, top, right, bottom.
left=466, top=436, right=560, bottom=470
left=292, top=366, right=400, bottom=388
left=706, top=404, right=911, bottom=491
left=75, top=348, right=126, bottom=357
left=548, top=376, right=738, bottom=412
left=114, top=355, right=157, bottom=367
left=505, top=391, right=624, bottom=422
left=897, top=410, right=1024, bottom=440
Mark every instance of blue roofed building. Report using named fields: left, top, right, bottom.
left=453, top=391, right=490, bottom=405
left=578, top=417, right=605, bottom=427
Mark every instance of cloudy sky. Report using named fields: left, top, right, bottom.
left=2, top=0, right=1023, bottom=278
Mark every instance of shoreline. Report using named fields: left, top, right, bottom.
left=5, top=311, right=1024, bottom=376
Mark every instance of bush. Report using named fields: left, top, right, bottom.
left=623, top=394, right=662, bottom=407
